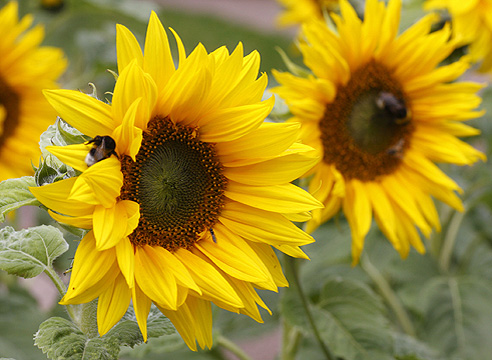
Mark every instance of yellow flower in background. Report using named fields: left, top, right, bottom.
left=276, top=0, right=339, bottom=27
left=425, top=0, right=492, bottom=72
left=30, top=12, right=322, bottom=351
left=0, top=2, right=66, bottom=181
left=273, top=0, right=485, bottom=264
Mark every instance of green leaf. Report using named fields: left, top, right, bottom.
left=36, top=118, right=83, bottom=186
left=0, top=225, right=68, bottom=278
left=282, top=276, right=394, bottom=360
left=34, top=306, right=176, bottom=360
left=419, top=275, right=492, bottom=359
left=392, top=332, right=444, bottom=360
left=0, top=177, right=40, bottom=223
left=107, top=305, right=176, bottom=349
left=0, top=282, right=49, bottom=360
left=34, top=317, right=119, bottom=360
left=39, top=118, right=87, bottom=160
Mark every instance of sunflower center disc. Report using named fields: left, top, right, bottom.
left=0, top=76, right=20, bottom=149
left=120, top=117, right=227, bottom=251
left=319, top=60, right=414, bottom=181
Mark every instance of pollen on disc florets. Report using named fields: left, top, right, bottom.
left=0, top=76, right=20, bottom=149
left=319, top=60, right=414, bottom=182
left=120, top=116, right=228, bottom=251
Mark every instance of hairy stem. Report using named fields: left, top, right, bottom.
left=44, top=266, right=77, bottom=322
left=361, top=254, right=416, bottom=337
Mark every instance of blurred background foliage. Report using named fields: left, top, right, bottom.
left=2, top=0, right=492, bottom=359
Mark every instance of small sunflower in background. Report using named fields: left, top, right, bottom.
left=425, top=0, right=492, bottom=72
left=30, top=12, right=322, bottom=351
left=276, top=0, right=339, bottom=27
left=0, top=2, right=66, bottom=182
left=273, top=0, right=485, bottom=264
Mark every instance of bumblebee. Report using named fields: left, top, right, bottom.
left=85, top=135, right=118, bottom=167
left=376, top=91, right=409, bottom=124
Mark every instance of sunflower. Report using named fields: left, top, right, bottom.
left=0, top=1, right=66, bottom=182
left=425, top=0, right=492, bottom=72
left=272, top=0, right=485, bottom=264
left=29, top=12, right=322, bottom=350
left=276, top=0, right=339, bottom=27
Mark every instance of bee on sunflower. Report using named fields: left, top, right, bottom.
left=30, top=11, right=323, bottom=350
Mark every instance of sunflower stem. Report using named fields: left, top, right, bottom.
left=281, top=319, right=302, bottom=360
left=43, top=266, right=77, bottom=321
left=283, top=255, right=335, bottom=360
left=439, top=209, right=465, bottom=273
left=360, top=254, right=416, bottom=337
left=216, top=335, right=252, bottom=360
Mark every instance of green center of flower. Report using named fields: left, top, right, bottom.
left=0, top=76, right=20, bottom=150
left=120, top=117, right=227, bottom=251
left=319, top=60, right=414, bottom=181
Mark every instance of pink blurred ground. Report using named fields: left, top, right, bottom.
left=155, top=0, right=295, bottom=35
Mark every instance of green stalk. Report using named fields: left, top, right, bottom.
left=281, top=319, right=302, bottom=360
left=360, top=254, right=416, bottom=337
left=283, top=255, right=335, bottom=360
left=439, top=210, right=465, bottom=273
left=216, top=335, right=253, bottom=360
left=78, top=300, right=99, bottom=338
left=44, top=266, right=77, bottom=322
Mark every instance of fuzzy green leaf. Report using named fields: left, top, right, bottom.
left=107, top=305, right=176, bottom=349
left=0, top=177, right=40, bottom=222
left=0, top=225, right=68, bottom=278
left=34, top=306, right=176, bottom=360
left=34, top=317, right=119, bottom=360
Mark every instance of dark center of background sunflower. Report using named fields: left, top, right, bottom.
left=120, top=117, right=227, bottom=251
left=0, top=76, right=20, bottom=151
left=319, top=60, right=414, bottom=181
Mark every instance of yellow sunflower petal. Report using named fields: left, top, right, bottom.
left=198, top=97, right=275, bottom=143
left=97, top=273, right=131, bottom=335
left=116, top=24, right=143, bottom=74
left=46, top=144, right=91, bottom=172
left=43, top=89, right=114, bottom=137
left=30, top=177, right=95, bottom=217
left=157, top=296, right=213, bottom=351
left=175, top=248, right=244, bottom=308
left=131, top=282, right=152, bottom=342
left=225, top=181, right=323, bottom=214
left=48, top=210, right=92, bottom=229
left=219, top=201, right=314, bottom=247
left=143, top=11, right=175, bottom=90
left=223, top=143, right=318, bottom=186
left=152, top=246, right=201, bottom=293
left=115, top=237, right=135, bottom=289
left=195, top=231, right=270, bottom=284
left=60, top=231, right=119, bottom=304
left=111, top=97, right=143, bottom=160
left=70, top=157, right=122, bottom=208
left=93, top=199, right=138, bottom=251
left=134, top=245, right=178, bottom=310
left=112, top=60, right=157, bottom=130
left=248, top=242, right=289, bottom=288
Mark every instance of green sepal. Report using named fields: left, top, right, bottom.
left=0, top=176, right=40, bottom=223
left=0, top=225, right=68, bottom=278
